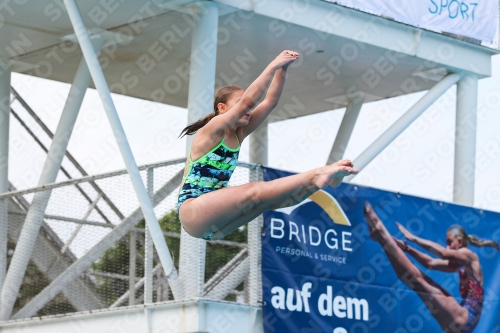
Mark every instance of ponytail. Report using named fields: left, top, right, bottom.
left=179, top=113, right=217, bottom=138
left=448, top=224, right=500, bottom=251
left=178, top=85, right=242, bottom=138
left=467, top=234, right=500, bottom=250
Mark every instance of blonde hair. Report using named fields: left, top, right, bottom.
left=448, top=224, right=499, bottom=250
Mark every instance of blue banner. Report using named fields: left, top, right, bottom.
left=261, top=166, right=500, bottom=333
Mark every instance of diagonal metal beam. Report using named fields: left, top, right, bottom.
left=61, top=193, right=103, bottom=254
left=204, top=257, right=250, bottom=300
left=110, top=263, right=163, bottom=308
left=7, top=183, right=79, bottom=263
left=345, top=73, right=461, bottom=182
left=7, top=204, right=107, bottom=313
left=11, top=87, right=125, bottom=221
left=9, top=109, right=112, bottom=224
left=6, top=183, right=124, bottom=288
left=204, top=248, right=247, bottom=296
left=0, top=40, right=103, bottom=320
left=6, top=186, right=106, bottom=313
left=12, top=170, right=183, bottom=319
left=327, top=94, right=364, bottom=164
left=10, top=107, right=145, bottom=264
left=63, top=0, right=183, bottom=301
left=0, top=61, right=10, bottom=300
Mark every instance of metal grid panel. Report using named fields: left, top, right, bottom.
left=3, top=161, right=262, bottom=320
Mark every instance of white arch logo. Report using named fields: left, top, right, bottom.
left=276, top=190, right=351, bottom=226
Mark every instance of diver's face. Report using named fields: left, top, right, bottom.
left=218, top=90, right=250, bottom=126
left=446, top=231, right=462, bottom=250
left=218, top=90, right=244, bottom=114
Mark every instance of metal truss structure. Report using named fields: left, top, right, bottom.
left=0, top=0, right=497, bottom=332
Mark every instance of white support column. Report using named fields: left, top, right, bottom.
left=246, top=171, right=262, bottom=306
left=248, top=123, right=267, bottom=305
left=453, top=74, right=478, bottom=206
left=245, top=169, right=267, bottom=305
left=144, top=168, right=154, bottom=303
left=249, top=120, right=268, bottom=166
left=0, top=39, right=102, bottom=320
left=184, top=3, right=219, bottom=152
left=0, top=62, right=11, bottom=301
left=248, top=124, right=267, bottom=305
left=327, top=95, right=364, bottom=164
left=62, top=0, right=184, bottom=301
left=179, top=2, right=218, bottom=298
left=346, top=73, right=461, bottom=182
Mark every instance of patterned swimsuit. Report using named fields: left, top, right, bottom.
left=459, top=268, right=484, bottom=333
left=177, top=134, right=240, bottom=240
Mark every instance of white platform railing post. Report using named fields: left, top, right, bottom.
left=247, top=168, right=262, bottom=306
left=179, top=2, right=219, bottom=299
left=129, top=231, right=136, bottom=306
left=62, top=0, right=183, bottom=301
left=248, top=124, right=267, bottom=305
left=346, top=73, right=461, bottom=182
left=327, top=95, right=364, bottom=164
left=0, top=39, right=102, bottom=320
left=144, top=167, right=154, bottom=303
left=453, top=74, right=478, bottom=206
left=0, top=61, right=11, bottom=303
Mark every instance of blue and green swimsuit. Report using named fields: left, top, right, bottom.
left=177, top=134, right=240, bottom=240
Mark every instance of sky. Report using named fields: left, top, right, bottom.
left=8, top=53, right=500, bottom=216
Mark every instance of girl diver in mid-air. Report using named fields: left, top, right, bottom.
left=363, top=202, right=499, bottom=333
left=177, top=50, right=359, bottom=241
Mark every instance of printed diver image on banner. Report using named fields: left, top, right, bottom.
left=261, top=167, right=500, bottom=333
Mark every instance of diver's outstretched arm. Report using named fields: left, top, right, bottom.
left=206, top=51, right=297, bottom=136
left=397, top=222, right=474, bottom=266
left=241, top=67, right=288, bottom=139
left=393, top=237, right=458, bottom=272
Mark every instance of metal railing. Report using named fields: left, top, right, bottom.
left=3, top=157, right=262, bottom=320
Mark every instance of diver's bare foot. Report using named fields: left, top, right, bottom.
left=363, top=202, right=386, bottom=242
